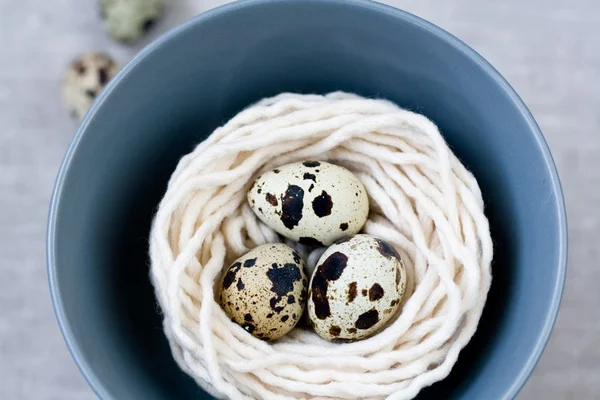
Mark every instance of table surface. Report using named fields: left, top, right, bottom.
left=1, top=0, right=598, bottom=399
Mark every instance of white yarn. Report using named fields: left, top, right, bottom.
left=149, top=92, right=493, bottom=400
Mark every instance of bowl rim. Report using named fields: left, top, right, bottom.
left=47, top=0, right=568, bottom=399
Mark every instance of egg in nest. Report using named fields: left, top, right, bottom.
left=219, top=243, right=308, bottom=341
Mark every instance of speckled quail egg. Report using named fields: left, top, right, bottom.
left=307, top=234, right=406, bottom=342
left=219, top=243, right=308, bottom=341
left=248, top=161, right=369, bottom=247
left=62, top=53, right=120, bottom=121
left=99, top=0, right=164, bottom=43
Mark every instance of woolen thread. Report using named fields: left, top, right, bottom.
left=149, top=92, right=493, bottom=400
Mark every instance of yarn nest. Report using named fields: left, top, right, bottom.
left=149, top=92, right=493, bottom=400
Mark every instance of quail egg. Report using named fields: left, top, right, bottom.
left=248, top=161, right=369, bottom=247
left=62, top=53, right=119, bottom=121
left=307, top=234, right=406, bottom=342
left=219, top=243, right=308, bottom=341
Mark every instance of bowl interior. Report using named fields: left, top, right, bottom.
left=48, top=1, right=566, bottom=399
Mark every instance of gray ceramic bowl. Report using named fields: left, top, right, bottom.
left=47, top=0, right=567, bottom=399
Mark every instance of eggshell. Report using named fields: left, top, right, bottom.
left=219, top=243, right=308, bottom=341
left=307, top=234, right=406, bottom=342
left=248, top=161, right=369, bottom=246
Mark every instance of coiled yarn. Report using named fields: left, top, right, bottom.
left=149, top=92, right=493, bottom=400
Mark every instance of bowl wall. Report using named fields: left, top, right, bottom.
left=48, top=1, right=567, bottom=399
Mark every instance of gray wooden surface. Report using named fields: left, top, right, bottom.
left=1, top=0, right=598, bottom=399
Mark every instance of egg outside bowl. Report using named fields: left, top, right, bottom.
left=47, top=0, right=567, bottom=399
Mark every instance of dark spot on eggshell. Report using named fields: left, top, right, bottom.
left=384, top=308, right=393, bottom=315
left=142, top=18, right=156, bottom=33
left=303, top=172, right=316, bottom=181
left=390, top=299, right=399, bottom=307
left=312, top=190, right=333, bottom=218
left=308, top=183, right=315, bottom=192
left=368, top=283, right=384, bottom=301
left=85, top=89, right=97, bottom=99
left=274, top=306, right=284, bottom=313
left=98, top=68, right=109, bottom=85
left=281, top=315, right=289, bottom=322
left=311, top=252, right=348, bottom=319
left=244, top=313, right=253, bottom=322
left=292, top=251, right=301, bottom=264
left=329, top=325, right=341, bottom=336
left=266, top=193, right=278, bottom=206
left=280, top=184, right=304, bottom=229
left=257, top=188, right=262, bottom=194
left=287, top=295, right=295, bottom=304
left=267, top=313, right=274, bottom=319
left=258, top=207, right=263, bottom=213
left=243, top=258, right=256, bottom=268
left=347, top=328, right=357, bottom=334
left=375, top=238, right=402, bottom=261
left=303, top=161, right=321, bottom=167
left=273, top=169, right=280, bottom=174
left=267, top=263, right=302, bottom=296
left=396, top=266, right=402, bottom=285
left=319, top=252, right=348, bottom=280
left=269, top=297, right=278, bottom=310
left=236, top=278, right=245, bottom=291
left=242, top=323, right=256, bottom=333
left=340, top=223, right=349, bottom=231
left=292, top=313, right=297, bottom=319
left=361, top=289, right=368, bottom=297
left=355, top=309, right=380, bottom=330
left=222, top=262, right=242, bottom=289
left=299, top=237, right=324, bottom=247
left=73, top=60, right=86, bottom=74
left=271, top=327, right=278, bottom=331
left=347, top=282, right=357, bottom=303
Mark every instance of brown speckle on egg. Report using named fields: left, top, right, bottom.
left=355, top=309, right=379, bottom=330
left=311, top=252, right=348, bottom=320
left=280, top=185, right=304, bottom=229
left=329, top=325, right=341, bottom=336
left=312, top=190, right=333, bottom=217
left=368, top=283, right=384, bottom=301
left=375, top=238, right=402, bottom=261
left=303, top=172, right=316, bottom=181
left=347, top=282, right=357, bottom=303
left=266, top=193, right=278, bottom=206
left=303, top=161, right=321, bottom=167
